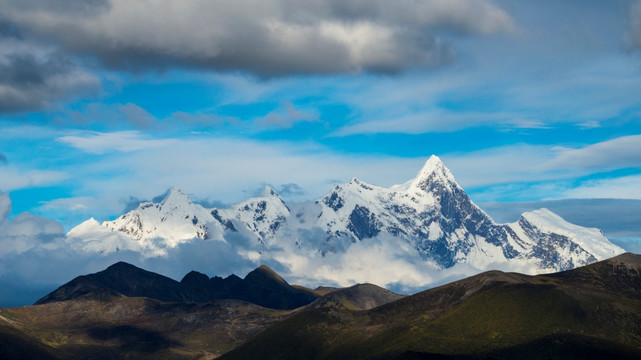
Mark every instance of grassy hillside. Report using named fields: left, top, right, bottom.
left=0, top=268, right=403, bottom=359
left=0, top=296, right=294, bottom=359
left=221, top=253, right=641, bottom=360
left=1, top=254, right=640, bottom=359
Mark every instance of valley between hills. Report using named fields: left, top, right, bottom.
left=1, top=253, right=641, bottom=359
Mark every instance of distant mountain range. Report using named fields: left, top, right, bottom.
left=1, top=254, right=640, bottom=359
left=66, top=155, right=624, bottom=277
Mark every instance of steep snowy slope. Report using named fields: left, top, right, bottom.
left=505, top=208, right=617, bottom=271
left=66, top=218, right=144, bottom=254
left=313, top=156, right=623, bottom=271
left=214, top=186, right=290, bottom=245
left=101, top=187, right=224, bottom=248
left=316, top=156, right=517, bottom=268
left=67, top=187, right=291, bottom=253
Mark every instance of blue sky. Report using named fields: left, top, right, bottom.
left=1, top=0, right=641, bottom=250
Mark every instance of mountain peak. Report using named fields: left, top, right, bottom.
left=607, top=252, right=641, bottom=268
left=160, top=187, right=192, bottom=206
left=245, top=264, right=288, bottom=286
left=259, top=186, right=278, bottom=198
left=104, top=261, right=143, bottom=273
left=407, top=155, right=458, bottom=190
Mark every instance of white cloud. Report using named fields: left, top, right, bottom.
left=249, top=232, right=542, bottom=292
left=51, top=130, right=426, bottom=211
left=47, top=130, right=641, bottom=220
left=0, top=191, right=66, bottom=256
left=39, top=197, right=93, bottom=211
left=332, top=111, right=518, bottom=136
left=439, top=145, right=557, bottom=188
left=562, top=175, right=641, bottom=200
left=57, top=130, right=175, bottom=154
left=543, top=135, right=641, bottom=171
left=0, top=166, right=68, bottom=191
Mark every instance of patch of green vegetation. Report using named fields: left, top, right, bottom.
left=221, top=269, right=641, bottom=360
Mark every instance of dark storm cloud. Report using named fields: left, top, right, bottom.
left=0, top=16, right=22, bottom=39
left=2, top=0, right=110, bottom=15
left=321, top=0, right=514, bottom=34
left=1, top=0, right=514, bottom=77
left=627, top=1, right=641, bottom=51
left=0, top=53, right=99, bottom=113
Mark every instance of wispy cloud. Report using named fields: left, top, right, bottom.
left=562, top=175, right=641, bottom=200
left=254, top=102, right=319, bottom=130
left=117, top=103, right=157, bottom=130
left=33, top=130, right=641, bottom=219
left=0, top=166, right=68, bottom=191
left=57, top=131, right=175, bottom=154
left=543, top=134, right=641, bottom=171
left=0, top=191, right=65, bottom=255
left=171, top=112, right=238, bottom=130
left=332, top=110, right=520, bottom=136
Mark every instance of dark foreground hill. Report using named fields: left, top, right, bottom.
left=36, top=262, right=318, bottom=310
left=0, top=263, right=400, bottom=359
left=221, top=253, right=641, bottom=360
left=1, top=254, right=640, bottom=359
left=1, top=296, right=290, bottom=359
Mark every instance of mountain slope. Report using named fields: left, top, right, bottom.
left=217, top=186, right=291, bottom=245
left=311, top=283, right=406, bottom=311
left=35, top=261, right=195, bottom=304
left=102, top=187, right=223, bottom=246
left=1, top=296, right=294, bottom=360
left=220, top=253, right=641, bottom=360
left=313, top=155, right=622, bottom=271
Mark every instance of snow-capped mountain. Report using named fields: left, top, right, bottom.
left=67, top=155, right=624, bottom=273
left=214, top=186, right=290, bottom=246
left=66, top=217, right=143, bottom=254
left=101, top=187, right=222, bottom=247
left=311, top=156, right=622, bottom=271
left=66, top=188, right=225, bottom=256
